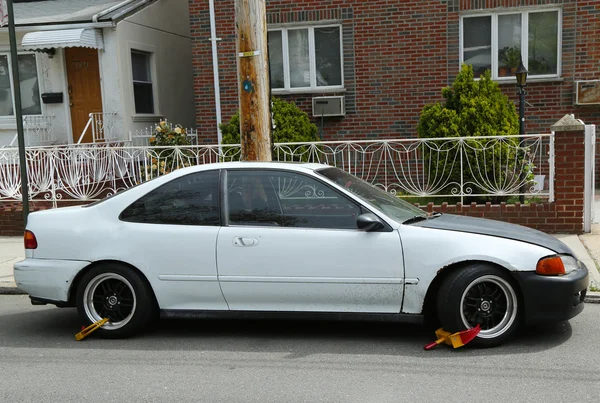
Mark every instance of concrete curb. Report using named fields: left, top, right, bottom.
left=0, top=284, right=25, bottom=295
left=585, top=291, right=600, bottom=304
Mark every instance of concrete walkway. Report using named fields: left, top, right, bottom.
left=0, top=237, right=25, bottom=294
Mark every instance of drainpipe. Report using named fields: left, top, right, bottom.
left=92, top=0, right=138, bottom=22
left=209, top=0, right=223, bottom=145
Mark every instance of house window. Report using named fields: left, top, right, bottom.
left=0, top=53, right=41, bottom=117
left=461, top=9, right=560, bottom=80
left=268, top=25, right=343, bottom=91
left=131, top=50, right=154, bottom=114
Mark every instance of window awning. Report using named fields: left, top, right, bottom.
left=21, top=28, right=104, bottom=51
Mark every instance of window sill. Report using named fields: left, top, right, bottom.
left=131, top=114, right=164, bottom=123
left=496, top=77, right=564, bottom=85
left=272, top=87, right=347, bottom=96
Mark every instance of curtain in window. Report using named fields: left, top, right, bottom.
left=0, top=54, right=41, bottom=117
left=18, top=54, right=41, bottom=115
left=288, top=29, right=310, bottom=88
left=267, top=31, right=284, bottom=89
left=0, top=55, right=12, bottom=116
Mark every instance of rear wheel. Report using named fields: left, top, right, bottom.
left=76, top=264, right=155, bottom=339
left=437, top=264, right=520, bottom=347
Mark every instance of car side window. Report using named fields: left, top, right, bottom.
left=120, top=170, right=220, bottom=226
left=226, top=171, right=284, bottom=226
left=226, top=170, right=361, bottom=229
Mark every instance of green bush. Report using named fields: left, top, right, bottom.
left=417, top=64, right=522, bottom=203
left=219, top=97, right=319, bottom=161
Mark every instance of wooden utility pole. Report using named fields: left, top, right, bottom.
left=235, top=0, right=272, bottom=161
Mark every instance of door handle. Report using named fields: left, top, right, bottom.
left=233, top=237, right=259, bottom=247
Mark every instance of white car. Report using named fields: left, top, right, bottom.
left=14, top=162, right=589, bottom=347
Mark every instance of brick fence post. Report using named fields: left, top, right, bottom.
left=551, top=114, right=586, bottom=233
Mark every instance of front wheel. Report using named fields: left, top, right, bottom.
left=76, top=264, right=155, bottom=339
left=436, top=264, right=520, bottom=347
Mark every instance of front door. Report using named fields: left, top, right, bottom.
left=65, top=47, right=103, bottom=143
left=216, top=169, right=405, bottom=313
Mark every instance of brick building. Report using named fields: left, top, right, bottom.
left=188, top=0, right=599, bottom=141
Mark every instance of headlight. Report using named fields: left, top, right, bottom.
left=536, top=255, right=579, bottom=276
left=560, top=255, right=579, bottom=274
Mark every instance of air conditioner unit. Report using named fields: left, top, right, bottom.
left=312, top=96, right=345, bottom=117
left=575, top=80, right=600, bottom=105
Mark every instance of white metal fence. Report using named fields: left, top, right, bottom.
left=76, top=112, right=119, bottom=144
left=0, top=134, right=553, bottom=207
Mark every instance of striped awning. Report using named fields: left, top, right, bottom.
left=21, top=28, right=104, bottom=51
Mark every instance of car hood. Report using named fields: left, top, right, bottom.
left=412, top=214, right=572, bottom=254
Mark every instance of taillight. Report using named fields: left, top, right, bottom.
left=24, top=230, right=38, bottom=249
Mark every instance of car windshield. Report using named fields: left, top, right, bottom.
left=316, top=167, right=428, bottom=223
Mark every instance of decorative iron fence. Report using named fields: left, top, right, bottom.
left=5, top=115, right=57, bottom=147
left=0, top=134, right=553, bottom=207
left=76, top=112, right=119, bottom=144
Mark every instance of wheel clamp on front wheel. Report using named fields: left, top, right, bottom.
left=424, top=325, right=481, bottom=350
left=75, top=318, right=109, bottom=341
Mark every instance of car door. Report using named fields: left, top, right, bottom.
left=216, top=169, right=405, bottom=313
left=118, top=169, right=228, bottom=310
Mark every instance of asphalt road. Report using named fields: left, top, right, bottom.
left=1, top=295, right=599, bottom=403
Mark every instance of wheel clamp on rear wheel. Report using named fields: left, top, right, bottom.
left=424, top=325, right=481, bottom=350
left=75, top=318, right=109, bottom=341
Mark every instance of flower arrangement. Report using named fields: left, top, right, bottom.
left=149, top=120, right=191, bottom=147
left=146, top=120, right=193, bottom=178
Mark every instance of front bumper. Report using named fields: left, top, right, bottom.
left=13, top=258, right=91, bottom=303
left=512, top=264, right=589, bottom=325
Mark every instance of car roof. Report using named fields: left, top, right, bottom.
left=183, top=161, right=332, bottom=173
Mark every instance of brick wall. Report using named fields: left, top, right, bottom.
left=417, top=122, right=586, bottom=233
left=420, top=202, right=563, bottom=233
left=188, top=0, right=600, bottom=175
left=0, top=202, right=52, bottom=236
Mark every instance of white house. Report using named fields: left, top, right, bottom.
left=0, top=0, right=195, bottom=147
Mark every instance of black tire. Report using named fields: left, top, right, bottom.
left=76, top=263, right=156, bottom=339
left=436, top=263, right=520, bottom=348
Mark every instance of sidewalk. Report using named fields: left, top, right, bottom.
left=1, top=233, right=600, bottom=301
left=0, top=237, right=25, bottom=294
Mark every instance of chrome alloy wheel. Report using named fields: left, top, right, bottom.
left=459, top=275, right=518, bottom=339
left=82, top=273, right=137, bottom=330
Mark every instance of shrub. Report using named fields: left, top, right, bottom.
left=417, top=64, right=522, bottom=203
left=219, top=97, right=319, bottom=161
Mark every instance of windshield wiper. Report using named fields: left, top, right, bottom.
left=402, top=216, right=428, bottom=225
left=403, top=212, right=442, bottom=225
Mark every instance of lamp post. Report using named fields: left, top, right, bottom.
left=4, top=0, right=30, bottom=225
left=515, top=60, right=528, bottom=135
left=515, top=60, right=528, bottom=203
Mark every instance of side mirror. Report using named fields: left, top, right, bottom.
left=357, top=213, right=385, bottom=232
